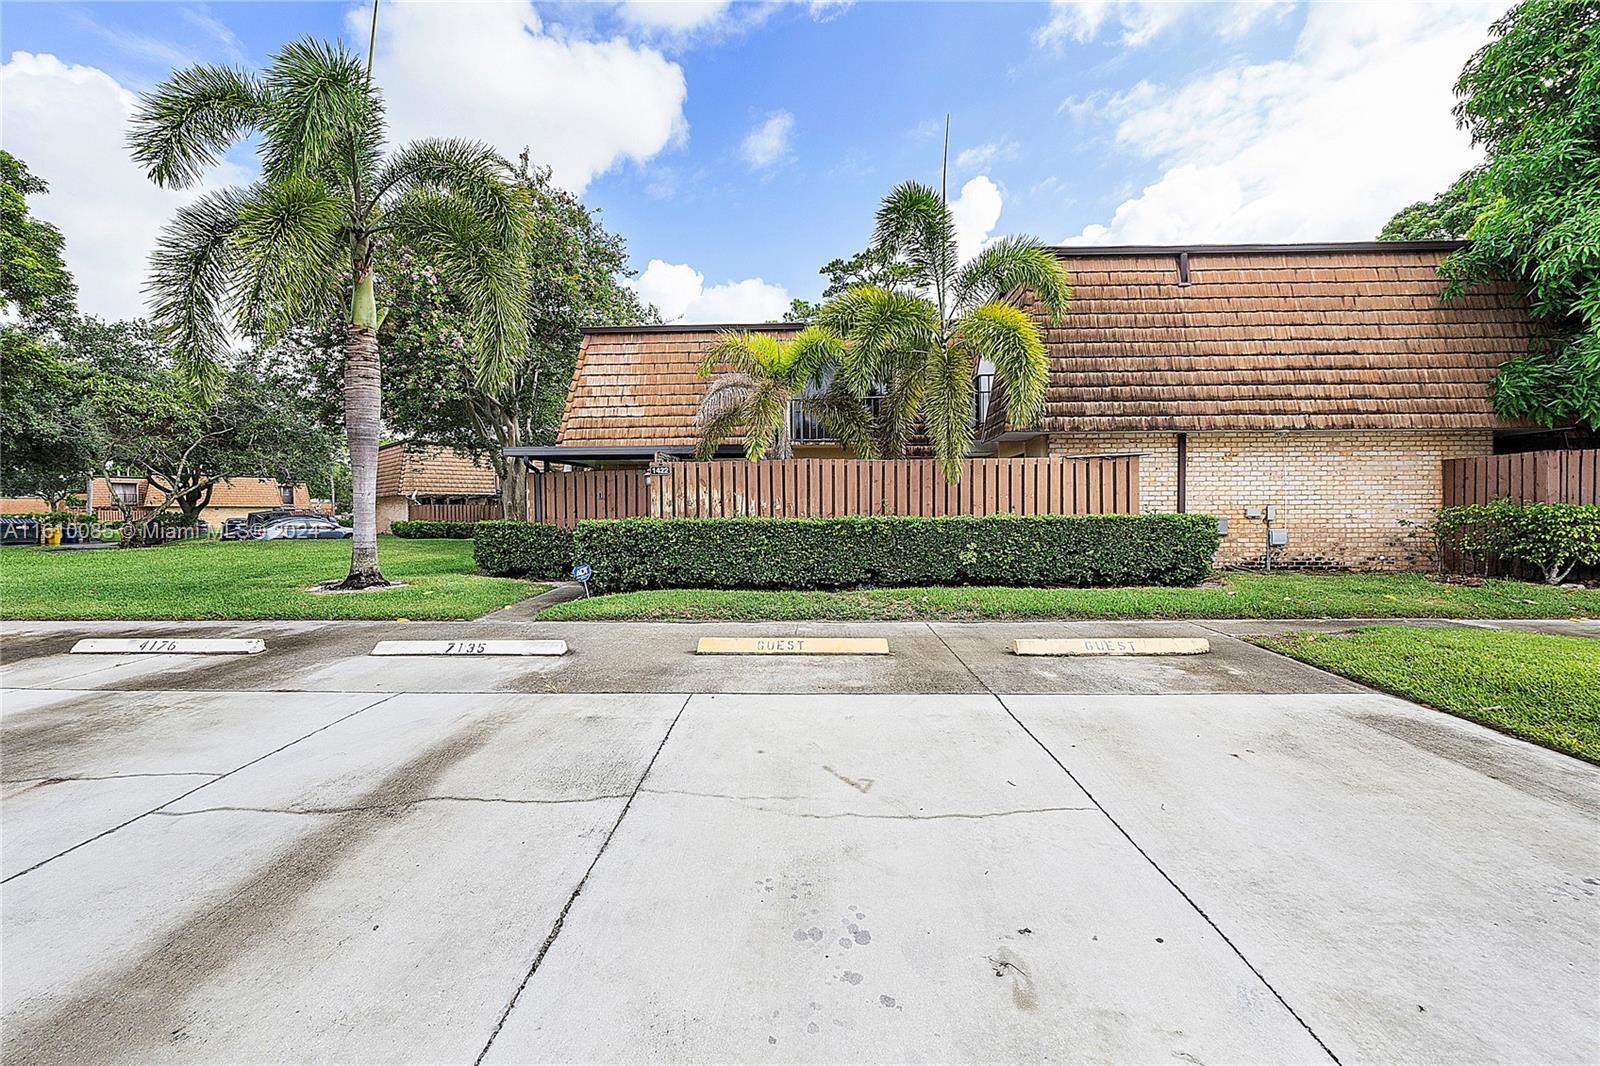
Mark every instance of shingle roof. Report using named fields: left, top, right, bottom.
left=993, top=243, right=1531, bottom=434
left=557, top=325, right=797, bottom=448
left=375, top=442, right=498, bottom=496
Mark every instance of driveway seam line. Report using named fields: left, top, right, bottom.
left=0, top=691, right=401, bottom=884
left=921, top=622, right=1342, bottom=1065
left=472, top=692, right=692, bottom=1066
left=996, top=696, right=1343, bottom=1064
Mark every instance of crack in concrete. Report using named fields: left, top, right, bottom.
left=151, top=793, right=635, bottom=818
left=3, top=771, right=222, bottom=784
left=472, top=693, right=691, bottom=1066
left=640, top=787, right=1094, bottom=821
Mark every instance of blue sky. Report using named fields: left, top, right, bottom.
left=3, top=0, right=1510, bottom=323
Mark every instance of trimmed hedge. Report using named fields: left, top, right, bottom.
left=473, top=520, right=575, bottom=578
left=569, top=514, right=1221, bottom=594
left=391, top=519, right=477, bottom=539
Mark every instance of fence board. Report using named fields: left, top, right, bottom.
left=409, top=500, right=501, bottom=523
left=528, top=456, right=1141, bottom=528
left=1440, top=450, right=1600, bottom=507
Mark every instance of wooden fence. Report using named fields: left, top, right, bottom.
left=528, top=456, right=1140, bottom=528
left=410, top=500, right=502, bottom=523
left=1441, top=449, right=1600, bottom=507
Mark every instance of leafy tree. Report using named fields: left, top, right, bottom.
left=1383, top=0, right=1600, bottom=428
left=0, top=329, right=99, bottom=505
left=70, top=318, right=339, bottom=529
left=1378, top=171, right=1483, bottom=241
left=816, top=181, right=1071, bottom=478
left=785, top=246, right=919, bottom=322
left=128, top=36, right=529, bottom=586
left=0, top=151, right=76, bottom=327
left=693, top=328, right=875, bottom=461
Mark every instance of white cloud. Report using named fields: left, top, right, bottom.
left=949, top=176, right=1004, bottom=263
left=628, top=259, right=791, bottom=323
left=955, top=139, right=1020, bottom=173
left=1062, top=2, right=1509, bottom=245
left=618, top=0, right=733, bottom=32
left=360, top=1, right=687, bottom=194
left=0, top=52, right=250, bottom=322
left=740, top=111, right=795, bottom=169
left=1035, top=0, right=1288, bottom=48
left=808, top=0, right=855, bottom=22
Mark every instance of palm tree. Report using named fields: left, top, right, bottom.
left=127, top=37, right=528, bottom=587
left=694, top=327, right=876, bottom=461
left=818, top=180, right=1071, bottom=479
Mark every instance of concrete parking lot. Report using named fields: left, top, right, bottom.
left=2, top=619, right=1596, bottom=1064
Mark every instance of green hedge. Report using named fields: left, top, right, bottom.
left=1435, top=500, right=1600, bottom=584
left=472, top=520, right=575, bottom=578
left=568, top=514, right=1221, bottom=594
left=391, top=519, right=477, bottom=539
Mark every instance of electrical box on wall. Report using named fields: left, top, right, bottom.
left=1216, top=516, right=1229, bottom=534
left=1244, top=507, right=1262, bottom=519
left=1268, top=527, right=1288, bottom=547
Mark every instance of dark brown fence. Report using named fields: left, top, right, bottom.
left=410, top=500, right=502, bottom=522
left=529, top=456, right=1139, bottom=528
left=1441, top=449, right=1600, bottom=507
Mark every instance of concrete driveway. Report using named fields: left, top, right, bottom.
left=2, top=619, right=1596, bottom=1064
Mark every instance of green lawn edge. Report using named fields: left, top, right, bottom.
left=539, top=572, right=1599, bottom=622
left=0, top=538, right=545, bottom=621
left=1252, top=625, right=1600, bottom=765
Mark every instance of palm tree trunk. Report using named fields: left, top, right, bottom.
left=340, top=320, right=387, bottom=587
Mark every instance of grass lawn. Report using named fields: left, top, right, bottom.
left=540, top=571, right=1599, bottom=622
left=0, top=538, right=544, bottom=621
left=1255, top=626, right=1600, bottom=764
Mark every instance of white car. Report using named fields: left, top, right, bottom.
left=254, top=515, right=353, bottom=540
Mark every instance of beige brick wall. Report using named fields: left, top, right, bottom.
left=1047, top=429, right=1492, bottom=570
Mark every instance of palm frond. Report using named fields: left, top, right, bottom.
left=699, top=331, right=776, bottom=378
left=385, top=187, right=531, bottom=388
left=229, top=177, right=349, bottom=346
left=128, top=66, right=267, bottom=188
left=782, top=325, right=845, bottom=388
left=956, top=301, right=1049, bottom=427
left=954, top=236, right=1071, bottom=322
left=817, top=285, right=938, bottom=396
left=921, top=334, right=975, bottom=481
left=260, top=38, right=380, bottom=188
left=144, top=186, right=254, bottom=394
left=798, top=380, right=880, bottom=459
left=873, top=180, right=958, bottom=302
left=372, top=138, right=518, bottom=236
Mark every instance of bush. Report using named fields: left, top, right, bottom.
left=1436, top=500, right=1600, bottom=584
left=569, top=514, right=1221, bottom=594
left=473, top=520, right=575, bottom=577
left=391, top=519, right=477, bottom=539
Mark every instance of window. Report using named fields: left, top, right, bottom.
left=110, top=481, right=140, bottom=505
left=280, top=485, right=295, bottom=505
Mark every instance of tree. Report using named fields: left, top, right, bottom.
left=785, top=246, right=919, bottom=322
left=0, top=329, right=99, bottom=505
left=1378, top=170, right=1483, bottom=241
left=0, top=151, right=76, bottom=327
left=1382, top=0, right=1600, bottom=428
left=816, top=181, right=1071, bottom=478
left=693, top=328, right=875, bottom=461
left=45, top=317, right=337, bottom=537
left=128, top=35, right=529, bottom=586
left=377, top=154, right=653, bottom=518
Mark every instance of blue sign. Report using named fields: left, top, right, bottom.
left=571, top=563, right=592, bottom=582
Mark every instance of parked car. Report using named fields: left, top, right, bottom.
left=223, top=508, right=324, bottom=540
left=254, top=514, right=353, bottom=540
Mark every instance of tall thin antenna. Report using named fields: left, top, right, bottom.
left=940, top=113, right=950, bottom=205
left=365, top=0, right=379, bottom=81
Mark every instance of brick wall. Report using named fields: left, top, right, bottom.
left=1048, top=430, right=1492, bottom=570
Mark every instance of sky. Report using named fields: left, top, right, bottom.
left=2, top=0, right=1512, bottom=325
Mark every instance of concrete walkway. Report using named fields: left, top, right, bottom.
left=2, top=619, right=1596, bottom=1063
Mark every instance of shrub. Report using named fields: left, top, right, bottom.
left=473, top=520, right=574, bottom=577
left=391, top=519, right=477, bottom=539
left=569, top=514, right=1221, bottom=594
left=1436, top=500, right=1600, bottom=584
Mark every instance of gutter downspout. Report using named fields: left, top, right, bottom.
left=1176, top=432, right=1188, bottom=513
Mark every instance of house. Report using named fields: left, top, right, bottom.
left=5, top=477, right=317, bottom=524
left=375, top=442, right=501, bottom=532
left=510, top=240, right=1541, bottom=570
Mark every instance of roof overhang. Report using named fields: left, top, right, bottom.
left=1046, top=240, right=1469, bottom=257
left=504, top=444, right=748, bottom=467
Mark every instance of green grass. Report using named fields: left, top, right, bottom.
left=1255, top=626, right=1600, bottom=763
left=541, top=571, right=1598, bottom=622
left=0, top=538, right=544, bottom=620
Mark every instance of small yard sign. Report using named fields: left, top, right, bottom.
left=571, top=562, right=592, bottom=596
